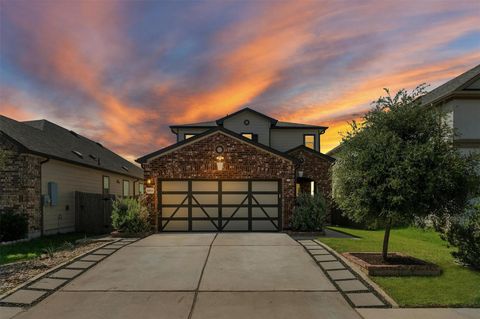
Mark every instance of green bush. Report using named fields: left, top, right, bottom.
left=0, top=210, right=28, bottom=242
left=443, top=203, right=480, bottom=269
left=291, top=193, right=327, bottom=231
left=111, top=196, right=150, bottom=234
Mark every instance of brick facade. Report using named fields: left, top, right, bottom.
left=0, top=135, right=44, bottom=237
left=287, top=147, right=334, bottom=200
left=141, top=131, right=296, bottom=229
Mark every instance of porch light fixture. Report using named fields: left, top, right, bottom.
left=297, top=170, right=304, bottom=177
left=216, top=155, right=225, bottom=171
left=146, top=178, right=152, bottom=185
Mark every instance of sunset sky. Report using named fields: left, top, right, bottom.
left=1, top=0, right=479, bottom=161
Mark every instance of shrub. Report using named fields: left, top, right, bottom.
left=111, top=196, right=150, bottom=233
left=443, top=204, right=480, bottom=269
left=0, top=210, right=28, bottom=242
left=291, top=193, right=327, bottom=232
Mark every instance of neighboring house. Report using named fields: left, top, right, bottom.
left=137, top=107, right=334, bottom=232
left=327, top=64, right=480, bottom=158
left=0, top=115, right=144, bottom=238
left=420, top=64, right=480, bottom=155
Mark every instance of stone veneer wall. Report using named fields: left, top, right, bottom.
left=0, top=135, right=43, bottom=238
left=142, top=132, right=296, bottom=230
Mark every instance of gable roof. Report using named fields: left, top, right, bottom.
left=0, top=115, right=143, bottom=178
left=216, top=107, right=278, bottom=125
left=170, top=107, right=327, bottom=131
left=421, top=64, right=480, bottom=106
left=136, top=126, right=294, bottom=164
left=286, top=145, right=335, bottom=162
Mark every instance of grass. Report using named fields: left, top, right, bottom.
left=0, top=233, right=86, bottom=265
left=320, top=226, right=480, bottom=307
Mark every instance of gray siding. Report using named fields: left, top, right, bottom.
left=271, top=129, right=320, bottom=152
left=41, top=159, right=142, bottom=235
left=223, top=112, right=271, bottom=145
left=177, top=128, right=210, bottom=142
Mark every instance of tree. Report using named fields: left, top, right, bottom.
left=332, top=85, right=479, bottom=260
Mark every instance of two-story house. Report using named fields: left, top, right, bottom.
left=137, top=107, right=334, bottom=232
left=420, top=64, right=480, bottom=155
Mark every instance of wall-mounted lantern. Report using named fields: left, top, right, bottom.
left=297, top=170, right=304, bottom=178
left=146, top=178, right=152, bottom=185
left=216, top=155, right=224, bottom=171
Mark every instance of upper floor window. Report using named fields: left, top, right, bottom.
left=184, top=134, right=196, bottom=139
left=242, top=133, right=258, bottom=142
left=123, top=180, right=130, bottom=197
left=304, top=134, right=315, bottom=150
left=103, top=176, right=110, bottom=195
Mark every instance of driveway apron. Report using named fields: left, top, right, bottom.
left=9, top=233, right=360, bottom=319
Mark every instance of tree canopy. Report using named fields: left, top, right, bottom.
left=332, top=85, right=479, bottom=259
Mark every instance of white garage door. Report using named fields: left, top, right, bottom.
left=159, top=180, right=281, bottom=232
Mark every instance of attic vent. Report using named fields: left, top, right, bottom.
left=72, top=150, right=83, bottom=158
left=69, top=130, right=79, bottom=137
left=89, top=154, right=97, bottom=160
left=96, top=142, right=103, bottom=148
left=122, top=166, right=129, bottom=171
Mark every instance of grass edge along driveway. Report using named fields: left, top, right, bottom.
left=319, top=226, right=480, bottom=307
left=0, top=233, right=85, bottom=265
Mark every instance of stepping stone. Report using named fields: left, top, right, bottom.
left=327, top=270, right=356, bottom=280
left=0, top=306, right=23, bottom=318
left=346, top=292, right=384, bottom=307
left=314, top=254, right=337, bottom=262
left=307, top=246, right=326, bottom=250
left=1, top=289, right=47, bottom=305
left=66, top=261, right=95, bottom=269
left=92, top=249, right=115, bottom=255
left=319, top=261, right=345, bottom=270
left=80, top=254, right=106, bottom=262
left=297, top=240, right=314, bottom=245
left=49, top=269, right=83, bottom=279
left=121, top=238, right=139, bottom=242
left=336, top=279, right=369, bottom=292
left=104, top=244, right=124, bottom=249
left=29, top=278, right=67, bottom=290
left=310, top=249, right=330, bottom=255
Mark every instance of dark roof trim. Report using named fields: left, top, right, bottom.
left=286, top=145, right=336, bottom=162
left=216, top=107, right=278, bottom=125
left=136, top=126, right=294, bottom=163
left=271, top=126, right=328, bottom=131
left=422, top=90, right=480, bottom=107
left=169, top=125, right=216, bottom=129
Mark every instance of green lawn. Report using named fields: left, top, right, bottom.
left=0, top=233, right=85, bottom=265
left=320, top=226, right=480, bottom=307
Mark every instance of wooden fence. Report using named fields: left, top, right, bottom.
left=75, top=192, right=115, bottom=235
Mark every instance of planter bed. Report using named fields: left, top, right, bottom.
left=343, top=252, right=442, bottom=276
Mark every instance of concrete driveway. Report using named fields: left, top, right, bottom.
left=12, top=233, right=360, bottom=319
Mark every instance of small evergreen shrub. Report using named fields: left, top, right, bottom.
left=112, top=196, right=150, bottom=234
left=0, top=210, right=28, bottom=242
left=291, top=193, right=327, bottom=231
left=444, top=204, right=480, bottom=269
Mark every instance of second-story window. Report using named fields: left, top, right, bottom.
left=184, top=134, right=196, bottom=139
left=304, top=134, right=315, bottom=149
left=242, top=133, right=258, bottom=142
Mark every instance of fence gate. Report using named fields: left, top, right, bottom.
left=75, top=192, right=115, bottom=235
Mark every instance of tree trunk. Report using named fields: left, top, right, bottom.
left=382, top=217, right=392, bottom=261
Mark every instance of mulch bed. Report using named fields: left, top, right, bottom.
left=0, top=241, right=104, bottom=295
left=343, top=252, right=442, bottom=276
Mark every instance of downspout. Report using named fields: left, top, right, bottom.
left=39, top=157, right=50, bottom=237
